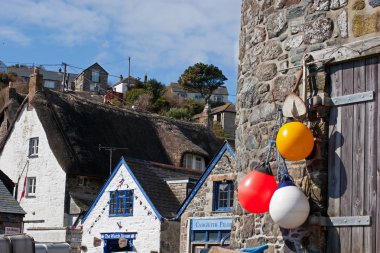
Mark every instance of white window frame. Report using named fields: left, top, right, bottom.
left=92, top=70, right=100, bottom=83
left=28, top=137, right=39, bottom=157
left=26, top=177, right=36, bottom=197
left=183, top=154, right=205, bottom=171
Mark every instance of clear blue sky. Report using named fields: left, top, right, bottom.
left=0, top=0, right=241, bottom=103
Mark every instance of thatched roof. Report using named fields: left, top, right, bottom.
left=0, top=89, right=221, bottom=177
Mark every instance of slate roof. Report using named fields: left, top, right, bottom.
left=193, top=103, right=236, bottom=119
left=83, top=157, right=203, bottom=221
left=112, top=76, right=141, bottom=87
left=124, top=157, right=202, bottom=218
left=0, top=89, right=221, bottom=178
left=0, top=179, right=26, bottom=215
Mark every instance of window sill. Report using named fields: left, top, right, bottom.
left=212, top=209, right=233, bottom=213
left=26, top=195, right=36, bottom=198
left=109, top=214, right=133, bottom=217
left=28, top=155, right=38, bottom=158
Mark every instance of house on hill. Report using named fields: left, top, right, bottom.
left=193, top=104, right=236, bottom=139
left=74, top=63, right=108, bottom=93
left=81, top=157, right=202, bottom=253
left=6, top=66, right=77, bottom=90
left=0, top=68, right=221, bottom=248
left=167, top=83, right=229, bottom=103
left=112, top=76, right=142, bottom=96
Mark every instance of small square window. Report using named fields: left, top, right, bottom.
left=109, top=190, right=134, bottom=216
left=28, top=137, right=39, bottom=157
left=213, top=181, right=234, bottom=211
left=26, top=177, right=36, bottom=196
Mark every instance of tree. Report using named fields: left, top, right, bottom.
left=144, top=79, right=166, bottom=100
left=178, top=63, right=227, bottom=104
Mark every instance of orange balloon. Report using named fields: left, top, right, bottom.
left=276, top=122, right=314, bottom=161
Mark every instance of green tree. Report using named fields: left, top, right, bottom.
left=144, top=79, right=166, bottom=100
left=178, top=63, right=227, bottom=104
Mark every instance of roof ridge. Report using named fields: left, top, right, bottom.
left=53, top=90, right=210, bottom=129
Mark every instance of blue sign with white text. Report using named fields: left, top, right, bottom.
left=191, top=218, right=232, bottom=231
left=101, top=232, right=137, bottom=239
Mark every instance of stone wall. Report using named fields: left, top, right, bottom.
left=234, top=0, right=380, bottom=252
left=179, top=151, right=236, bottom=253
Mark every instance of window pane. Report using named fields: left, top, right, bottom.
left=193, top=231, right=206, bottom=241
left=215, top=181, right=233, bottom=210
left=92, top=71, right=100, bottom=82
left=208, top=231, right=219, bottom=242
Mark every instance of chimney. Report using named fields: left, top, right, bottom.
left=28, top=67, right=43, bottom=110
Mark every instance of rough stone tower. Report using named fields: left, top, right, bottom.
left=234, top=1, right=380, bottom=252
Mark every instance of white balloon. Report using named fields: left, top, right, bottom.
left=269, top=184, right=310, bottom=229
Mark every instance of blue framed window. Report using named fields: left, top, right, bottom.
left=213, top=181, right=234, bottom=211
left=109, top=190, right=133, bottom=216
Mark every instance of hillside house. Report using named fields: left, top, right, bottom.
left=112, top=76, right=142, bottom=97
left=176, top=141, right=236, bottom=253
left=0, top=68, right=221, bottom=250
left=81, top=157, right=202, bottom=253
left=193, top=104, right=236, bottom=139
left=6, top=66, right=77, bottom=90
left=74, top=63, right=108, bottom=93
left=167, top=83, right=229, bottom=103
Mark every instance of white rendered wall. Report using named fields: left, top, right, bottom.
left=114, top=83, right=127, bottom=94
left=81, top=164, right=161, bottom=253
left=0, top=105, right=67, bottom=242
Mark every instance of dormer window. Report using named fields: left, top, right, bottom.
left=182, top=154, right=205, bottom=171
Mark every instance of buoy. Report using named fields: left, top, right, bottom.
left=276, top=121, right=314, bottom=161
left=269, top=179, right=310, bottom=229
left=238, top=164, right=278, bottom=214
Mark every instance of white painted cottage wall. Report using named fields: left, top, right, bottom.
left=0, top=105, right=67, bottom=242
left=82, top=163, right=161, bottom=253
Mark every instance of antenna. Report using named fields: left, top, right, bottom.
left=99, top=144, right=129, bottom=175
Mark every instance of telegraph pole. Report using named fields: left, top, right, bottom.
left=99, top=144, right=128, bottom=175
left=128, top=57, right=131, bottom=88
left=61, top=62, right=67, bottom=91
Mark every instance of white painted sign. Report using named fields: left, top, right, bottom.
left=5, top=227, right=21, bottom=234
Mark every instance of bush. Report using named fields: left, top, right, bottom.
left=165, top=108, right=192, bottom=120
left=125, top=89, right=151, bottom=107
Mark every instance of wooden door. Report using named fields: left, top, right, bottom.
left=327, top=56, right=379, bottom=252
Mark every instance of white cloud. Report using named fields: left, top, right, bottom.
left=1, top=0, right=241, bottom=94
left=0, top=26, right=31, bottom=45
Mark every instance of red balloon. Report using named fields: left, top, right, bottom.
left=238, top=168, right=278, bottom=214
